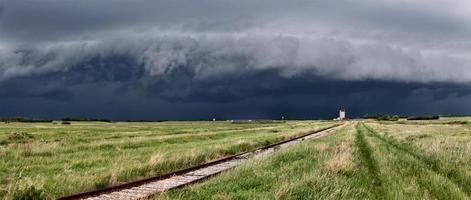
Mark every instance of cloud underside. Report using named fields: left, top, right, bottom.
left=1, top=33, right=471, bottom=83
left=1, top=0, right=471, bottom=84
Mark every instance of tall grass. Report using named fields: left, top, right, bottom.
left=163, top=120, right=471, bottom=200
left=363, top=122, right=471, bottom=197
left=0, top=120, right=335, bottom=199
left=162, top=124, right=372, bottom=199
left=354, top=123, right=385, bottom=199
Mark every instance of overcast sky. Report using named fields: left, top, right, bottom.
left=1, top=0, right=471, bottom=120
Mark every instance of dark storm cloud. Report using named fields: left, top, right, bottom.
left=2, top=0, right=470, bottom=38
left=0, top=5, right=4, bottom=18
left=1, top=0, right=471, bottom=83
left=2, top=34, right=471, bottom=83
left=0, top=77, right=73, bottom=101
left=0, top=0, right=471, bottom=119
left=1, top=61, right=470, bottom=119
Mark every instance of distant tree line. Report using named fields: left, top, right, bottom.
left=406, top=116, right=440, bottom=120
left=0, top=117, right=52, bottom=123
left=363, top=114, right=400, bottom=121
left=231, top=120, right=287, bottom=124
left=60, top=118, right=113, bottom=123
left=372, top=115, right=400, bottom=121
left=124, top=120, right=168, bottom=122
left=363, top=114, right=440, bottom=121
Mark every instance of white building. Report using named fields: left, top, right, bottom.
left=339, top=107, right=346, bottom=120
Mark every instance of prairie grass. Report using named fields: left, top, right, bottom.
left=365, top=120, right=471, bottom=198
left=3, top=118, right=470, bottom=200
left=163, top=119, right=471, bottom=199
left=0, top=120, right=335, bottom=199
left=162, top=123, right=371, bottom=199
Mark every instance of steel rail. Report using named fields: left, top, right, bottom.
left=58, top=123, right=343, bottom=200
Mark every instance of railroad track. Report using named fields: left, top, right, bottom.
left=58, top=123, right=345, bottom=200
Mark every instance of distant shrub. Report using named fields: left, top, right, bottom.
left=407, top=116, right=440, bottom=120
left=124, top=120, right=167, bottom=122
left=363, top=114, right=400, bottom=121
left=13, top=186, right=45, bottom=200
left=363, top=114, right=382, bottom=119
left=61, top=117, right=113, bottom=123
left=61, top=121, right=71, bottom=125
left=231, top=120, right=252, bottom=124
left=0, top=117, right=52, bottom=123
left=361, top=114, right=401, bottom=121
left=8, top=132, right=34, bottom=143
left=0, top=140, right=9, bottom=145
left=405, top=134, right=431, bottom=141
left=256, top=120, right=286, bottom=124
left=231, top=120, right=286, bottom=124
left=377, top=115, right=399, bottom=121
left=446, top=121, right=468, bottom=125
left=0, top=132, right=33, bottom=145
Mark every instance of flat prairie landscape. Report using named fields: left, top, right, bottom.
left=1, top=118, right=471, bottom=200
left=161, top=118, right=471, bottom=200
left=3, top=0, right=471, bottom=199
left=0, top=120, right=335, bottom=199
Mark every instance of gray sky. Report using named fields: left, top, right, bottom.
left=0, top=0, right=470, bottom=119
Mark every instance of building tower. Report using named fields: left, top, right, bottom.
left=339, top=106, right=346, bottom=120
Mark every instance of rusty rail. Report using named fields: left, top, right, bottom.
left=58, top=123, right=342, bottom=200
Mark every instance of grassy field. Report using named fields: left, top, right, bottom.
left=2, top=118, right=470, bottom=200
left=0, top=120, right=336, bottom=199
left=163, top=118, right=471, bottom=200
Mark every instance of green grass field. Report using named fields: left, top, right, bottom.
left=0, top=120, right=336, bottom=199
left=161, top=118, right=471, bottom=200
left=2, top=118, right=470, bottom=200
